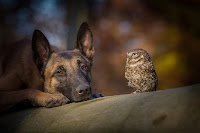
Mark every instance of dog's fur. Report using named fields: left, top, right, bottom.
left=0, top=22, right=99, bottom=111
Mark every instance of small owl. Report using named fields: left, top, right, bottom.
left=125, top=49, right=158, bottom=93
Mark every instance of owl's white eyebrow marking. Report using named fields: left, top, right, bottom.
left=126, top=52, right=132, bottom=56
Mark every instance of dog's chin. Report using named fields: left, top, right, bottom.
left=68, top=92, right=92, bottom=102
left=62, top=95, right=88, bottom=102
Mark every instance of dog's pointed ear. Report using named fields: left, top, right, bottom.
left=32, top=30, right=53, bottom=72
left=75, top=22, right=95, bottom=61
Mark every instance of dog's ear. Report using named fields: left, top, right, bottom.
left=32, top=30, right=53, bottom=72
left=75, top=22, right=95, bottom=61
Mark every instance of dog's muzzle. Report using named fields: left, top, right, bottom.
left=75, top=84, right=92, bottom=101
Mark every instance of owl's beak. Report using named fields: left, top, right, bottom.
left=127, top=58, right=130, bottom=62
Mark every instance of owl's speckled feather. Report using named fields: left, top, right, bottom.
left=125, top=49, right=158, bottom=93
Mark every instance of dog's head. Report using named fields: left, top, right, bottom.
left=32, top=22, right=94, bottom=102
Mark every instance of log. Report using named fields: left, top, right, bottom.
left=0, top=84, right=200, bottom=133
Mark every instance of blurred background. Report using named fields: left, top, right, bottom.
left=0, top=0, right=200, bottom=96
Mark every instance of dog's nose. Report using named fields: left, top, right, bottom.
left=76, top=84, right=91, bottom=95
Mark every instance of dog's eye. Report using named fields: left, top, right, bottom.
left=55, top=66, right=65, bottom=75
left=57, top=70, right=63, bottom=74
left=81, top=65, right=87, bottom=71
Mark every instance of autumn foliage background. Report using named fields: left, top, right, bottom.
left=0, top=0, right=200, bottom=96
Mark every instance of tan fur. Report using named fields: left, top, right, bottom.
left=0, top=22, right=99, bottom=112
left=0, top=40, right=70, bottom=112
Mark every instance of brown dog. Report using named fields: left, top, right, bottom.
left=0, top=22, right=102, bottom=111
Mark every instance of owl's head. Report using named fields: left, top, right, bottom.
left=126, top=49, right=151, bottom=64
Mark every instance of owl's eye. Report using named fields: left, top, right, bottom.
left=132, top=53, right=138, bottom=57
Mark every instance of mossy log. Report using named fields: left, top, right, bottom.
left=0, top=84, right=200, bottom=133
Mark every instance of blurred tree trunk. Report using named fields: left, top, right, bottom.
left=66, top=0, right=88, bottom=50
left=0, top=9, right=14, bottom=46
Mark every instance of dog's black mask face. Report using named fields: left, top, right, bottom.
left=32, top=22, right=95, bottom=102
left=43, top=51, right=93, bottom=102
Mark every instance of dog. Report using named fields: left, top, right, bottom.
left=0, top=22, right=103, bottom=111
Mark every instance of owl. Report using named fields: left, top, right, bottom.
left=125, top=49, right=158, bottom=93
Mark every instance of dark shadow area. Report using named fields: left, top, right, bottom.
left=0, top=100, right=35, bottom=132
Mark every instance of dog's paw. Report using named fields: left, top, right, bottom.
left=93, top=93, right=104, bottom=98
left=40, top=93, right=70, bottom=108
left=90, top=93, right=104, bottom=100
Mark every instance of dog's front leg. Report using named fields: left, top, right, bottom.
left=27, top=89, right=70, bottom=107
left=0, top=89, right=70, bottom=111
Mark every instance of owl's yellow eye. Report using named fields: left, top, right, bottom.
left=132, top=53, right=138, bottom=57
